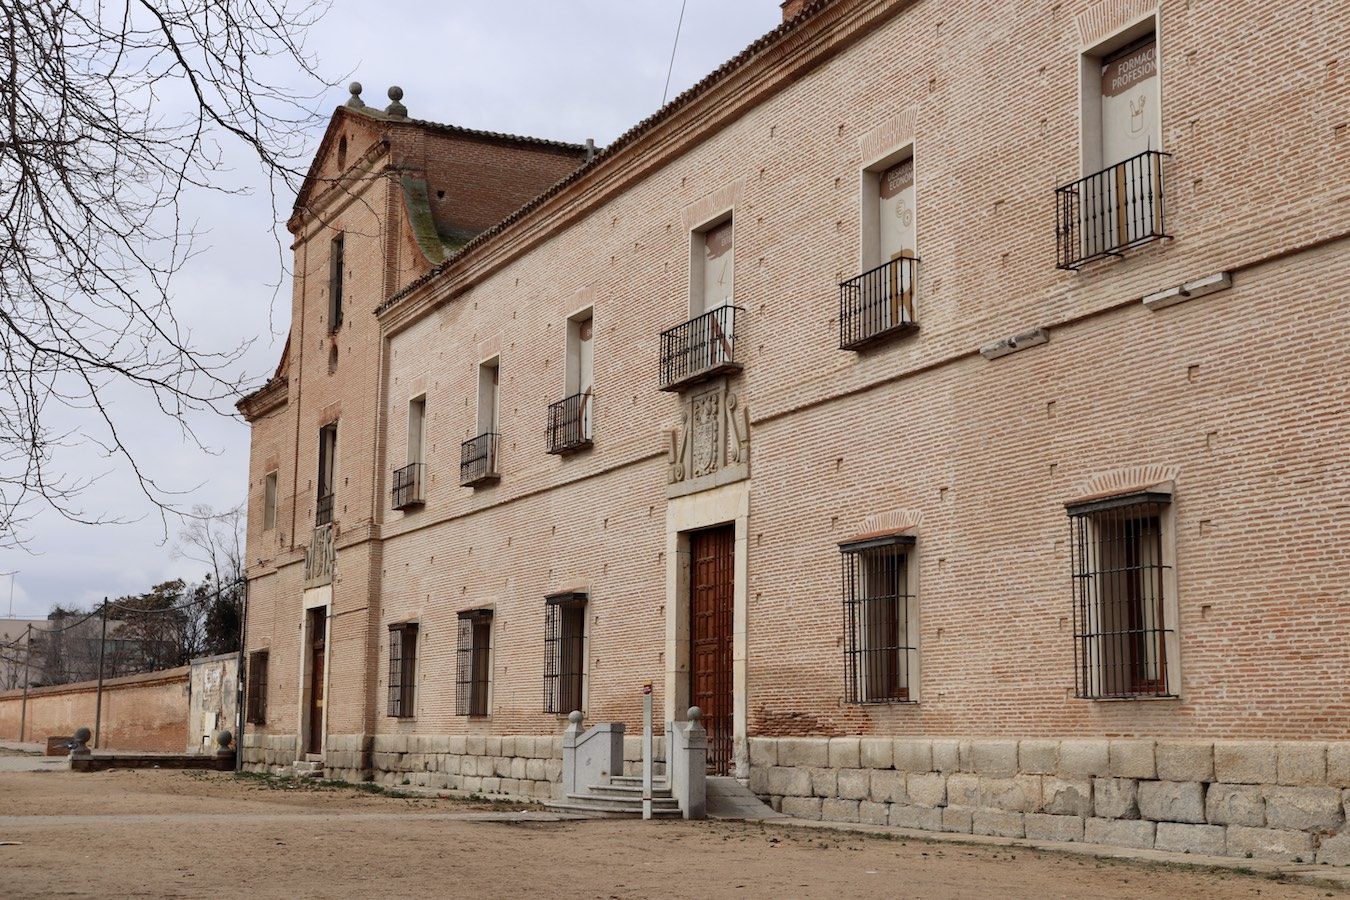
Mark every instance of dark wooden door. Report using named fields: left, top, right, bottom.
left=690, top=525, right=735, bottom=775
left=308, top=611, right=326, bottom=754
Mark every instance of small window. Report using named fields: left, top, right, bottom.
left=477, top=357, right=499, bottom=437
left=316, top=423, right=337, bottom=525
left=328, top=234, right=345, bottom=332
left=262, top=471, right=278, bottom=531
left=407, top=396, right=426, bottom=467
left=387, top=623, right=418, bottom=717
left=455, top=609, right=493, bottom=717
left=840, top=535, right=918, bottom=703
left=544, top=593, right=587, bottom=714
left=246, top=650, right=269, bottom=724
left=1068, top=492, right=1176, bottom=699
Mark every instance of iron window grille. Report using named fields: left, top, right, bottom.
left=658, top=304, right=742, bottom=391
left=543, top=592, right=587, bottom=714
left=1068, top=491, right=1175, bottom=699
left=315, top=492, right=334, bottom=527
left=839, top=257, right=919, bottom=350
left=245, top=649, right=269, bottom=725
left=455, top=609, right=493, bottom=717
left=1055, top=150, right=1170, bottom=270
left=841, top=534, right=917, bottom=704
left=460, top=432, right=499, bottom=486
left=387, top=622, right=418, bottom=717
left=391, top=462, right=425, bottom=509
left=546, top=392, right=593, bottom=454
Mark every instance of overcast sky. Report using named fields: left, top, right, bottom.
left=0, top=1, right=785, bottom=619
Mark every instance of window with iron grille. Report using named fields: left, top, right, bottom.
left=387, top=622, right=418, bottom=717
left=1068, top=492, right=1176, bottom=699
left=841, top=535, right=917, bottom=704
left=455, top=609, right=492, bottom=717
left=543, top=592, right=586, bottom=714
left=245, top=650, right=269, bottom=725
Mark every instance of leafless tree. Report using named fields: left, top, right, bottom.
left=174, top=502, right=245, bottom=654
left=0, top=0, right=331, bottom=547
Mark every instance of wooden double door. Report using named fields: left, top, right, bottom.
left=690, top=525, right=735, bottom=775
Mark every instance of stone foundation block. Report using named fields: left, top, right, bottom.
left=767, top=766, right=811, bottom=798
left=1205, top=784, right=1264, bottom=827
left=869, top=770, right=906, bottom=804
left=1138, top=780, right=1206, bottom=824
left=979, top=775, right=1041, bottom=813
left=1042, top=778, right=1093, bottom=817
left=810, top=767, right=837, bottom=798
left=1093, top=778, right=1139, bottom=819
left=828, top=737, right=861, bottom=769
left=1155, top=822, right=1226, bottom=856
left=778, top=738, right=829, bottom=768
left=448, top=736, right=466, bottom=755
left=1316, top=832, right=1350, bottom=866
left=1085, top=817, right=1155, bottom=849
left=971, top=740, right=1018, bottom=778
left=1214, top=741, right=1277, bottom=785
left=894, top=739, right=933, bottom=774
left=1328, top=743, right=1350, bottom=788
left=465, top=736, right=485, bottom=756
left=1024, top=813, right=1084, bottom=842
left=1155, top=741, right=1214, bottom=783
left=946, top=773, right=980, bottom=807
left=748, top=737, right=777, bottom=766
left=859, top=738, right=892, bottom=770
left=1263, top=786, right=1344, bottom=832
left=1018, top=740, right=1059, bottom=775
left=1276, top=743, right=1327, bottom=786
left=1060, top=741, right=1110, bottom=778
left=838, top=768, right=870, bottom=801
left=906, top=773, right=946, bottom=808
left=956, top=740, right=977, bottom=773
left=485, top=737, right=502, bottom=757
left=822, top=798, right=860, bottom=823
left=749, top=766, right=769, bottom=795
left=1109, top=740, right=1156, bottom=780
left=782, top=796, right=823, bottom=821
left=890, top=804, right=943, bottom=831
left=931, top=740, right=961, bottom=773
left=526, top=758, right=547, bottom=781
left=858, top=801, right=890, bottom=826
left=1226, top=825, right=1314, bottom=862
left=941, top=806, right=974, bottom=833
left=973, top=809, right=1025, bottom=838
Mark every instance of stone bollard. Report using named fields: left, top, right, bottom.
left=215, top=730, right=234, bottom=756
left=68, top=726, right=92, bottom=759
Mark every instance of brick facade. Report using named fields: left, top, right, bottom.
left=238, top=0, right=1349, bottom=860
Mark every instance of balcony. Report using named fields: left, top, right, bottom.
left=460, top=432, right=500, bottom=487
left=547, top=391, right=593, bottom=455
left=658, top=304, right=742, bottom=392
left=391, top=462, right=425, bottom=510
left=839, top=257, right=919, bottom=350
left=315, top=492, right=334, bottom=526
left=1055, top=150, right=1170, bottom=270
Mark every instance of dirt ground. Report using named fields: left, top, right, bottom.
left=0, top=766, right=1337, bottom=899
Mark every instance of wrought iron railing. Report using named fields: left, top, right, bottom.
left=391, top=462, right=425, bottom=509
left=658, top=304, right=741, bottom=391
left=547, top=391, right=593, bottom=454
left=1056, top=150, right=1170, bottom=270
left=460, top=432, right=499, bottom=486
left=839, top=257, right=919, bottom=350
left=315, top=492, right=334, bottom=526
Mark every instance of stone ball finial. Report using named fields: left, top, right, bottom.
left=216, top=729, right=233, bottom=749
left=567, top=710, right=583, bottom=725
left=384, top=85, right=408, bottom=119
left=345, top=82, right=365, bottom=109
left=687, top=706, right=702, bottom=722
left=73, top=726, right=92, bottom=743
left=387, top=85, right=403, bottom=102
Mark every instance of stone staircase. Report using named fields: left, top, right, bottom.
left=290, top=759, right=324, bottom=779
left=545, top=775, right=683, bottom=818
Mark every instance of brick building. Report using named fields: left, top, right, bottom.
left=238, top=0, right=1350, bottom=861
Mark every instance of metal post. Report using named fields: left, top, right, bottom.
left=235, top=578, right=249, bottom=772
left=19, top=624, right=31, bottom=743
left=93, top=598, right=108, bottom=750
left=642, top=680, right=653, bottom=821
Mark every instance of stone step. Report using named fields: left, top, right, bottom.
left=588, top=781, right=672, bottom=797
left=610, top=775, right=670, bottom=788
left=564, top=792, right=679, bottom=811
left=543, top=799, right=684, bottom=819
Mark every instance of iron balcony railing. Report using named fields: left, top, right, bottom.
left=315, top=492, right=334, bottom=526
left=546, top=391, right=593, bottom=454
left=658, top=304, right=742, bottom=391
left=1056, top=150, right=1170, bottom=270
left=839, top=256, right=919, bottom=350
left=460, top=432, right=499, bottom=486
left=391, top=462, right=425, bottom=509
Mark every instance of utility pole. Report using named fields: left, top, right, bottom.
left=19, top=624, right=31, bottom=744
left=93, top=598, right=108, bottom=749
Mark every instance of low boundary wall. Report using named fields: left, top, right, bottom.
left=0, top=668, right=190, bottom=753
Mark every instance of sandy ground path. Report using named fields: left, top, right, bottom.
left=0, top=768, right=1336, bottom=899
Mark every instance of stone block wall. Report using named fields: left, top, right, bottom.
left=240, top=733, right=298, bottom=773
left=749, top=737, right=1350, bottom=866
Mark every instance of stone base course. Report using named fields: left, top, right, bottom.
left=750, top=736, right=1350, bottom=865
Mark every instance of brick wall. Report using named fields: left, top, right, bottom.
left=0, top=667, right=190, bottom=753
